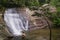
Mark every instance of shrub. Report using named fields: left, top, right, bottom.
left=0, top=0, right=40, bottom=8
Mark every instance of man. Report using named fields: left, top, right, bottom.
left=4, top=7, right=29, bottom=40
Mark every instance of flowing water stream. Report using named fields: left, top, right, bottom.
left=4, top=8, right=28, bottom=36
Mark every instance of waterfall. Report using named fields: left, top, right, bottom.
left=4, top=8, right=28, bottom=36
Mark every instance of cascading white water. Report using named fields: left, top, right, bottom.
left=4, top=8, right=28, bottom=36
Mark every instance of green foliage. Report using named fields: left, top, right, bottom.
left=44, top=0, right=60, bottom=28
left=0, top=0, right=26, bottom=7
left=0, top=0, right=40, bottom=8
left=25, top=0, right=40, bottom=7
left=46, top=12, right=60, bottom=28
left=50, top=0, right=60, bottom=6
left=50, top=0, right=60, bottom=13
left=51, top=14, right=60, bottom=27
left=38, top=0, right=46, bottom=5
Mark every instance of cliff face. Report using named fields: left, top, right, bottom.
left=16, top=8, right=48, bottom=30
left=0, top=8, right=49, bottom=31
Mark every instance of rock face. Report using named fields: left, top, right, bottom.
left=0, top=7, right=49, bottom=31
left=23, top=8, right=48, bottom=30
left=49, top=6, right=57, bottom=13
left=29, top=16, right=48, bottom=30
